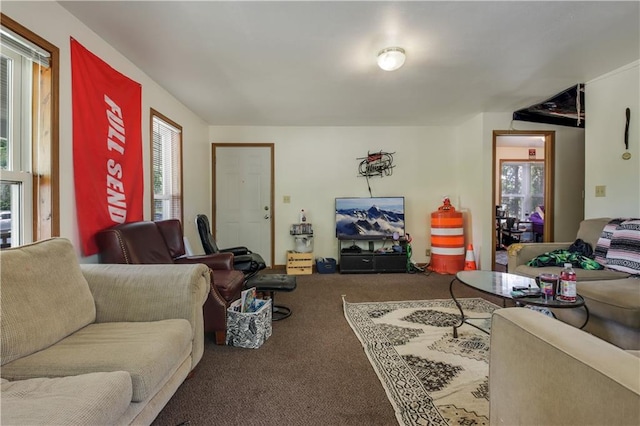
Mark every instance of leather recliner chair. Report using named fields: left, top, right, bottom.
left=195, top=214, right=266, bottom=278
left=95, top=219, right=245, bottom=345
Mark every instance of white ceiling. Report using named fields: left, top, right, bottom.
left=58, top=1, right=639, bottom=127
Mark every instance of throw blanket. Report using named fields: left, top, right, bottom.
left=595, top=218, right=640, bottom=275
left=527, top=249, right=604, bottom=270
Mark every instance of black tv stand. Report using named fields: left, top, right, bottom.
left=339, top=239, right=407, bottom=274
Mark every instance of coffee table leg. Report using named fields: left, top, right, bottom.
left=579, top=304, right=590, bottom=329
left=449, top=277, right=465, bottom=338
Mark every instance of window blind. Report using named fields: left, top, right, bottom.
left=0, top=26, right=50, bottom=67
left=151, top=113, right=182, bottom=221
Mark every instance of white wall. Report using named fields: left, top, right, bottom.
left=552, top=123, right=587, bottom=240
left=210, top=112, right=588, bottom=270
left=2, top=2, right=211, bottom=259
left=208, top=126, right=458, bottom=266
left=454, top=114, right=485, bottom=267
left=585, top=61, right=640, bottom=218
left=211, top=116, right=566, bottom=271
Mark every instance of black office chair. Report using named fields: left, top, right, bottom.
left=196, top=214, right=266, bottom=278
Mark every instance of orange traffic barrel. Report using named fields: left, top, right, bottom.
left=428, top=200, right=465, bottom=274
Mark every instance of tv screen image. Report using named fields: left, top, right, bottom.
left=335, top=197, right=405, bottom=240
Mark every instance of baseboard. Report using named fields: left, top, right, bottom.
left=270, top=264, right=287, bottom=271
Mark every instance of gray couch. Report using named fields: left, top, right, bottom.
left=1, top=238, right=210, bottom=425
left=508, top=217, right=640, bottom=349
left=490, top=308, right=640, bottom=426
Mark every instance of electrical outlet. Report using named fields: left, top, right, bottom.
left=425, top=248, right=431, bottom=256
left=595, top=185, right=606, bottom=197
left=283, top=195, right=291, bottom=203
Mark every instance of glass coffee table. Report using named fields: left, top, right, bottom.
left=449, top=270, right=589, bottom=337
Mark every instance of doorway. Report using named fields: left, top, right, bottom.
left=212, top=143, right=274, bottom=267
left=492, top=131, right=555, bottom=271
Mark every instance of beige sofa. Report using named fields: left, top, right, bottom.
left=490, top=308, right=640, bottom=426
left=1, top=238, right=210, bottom=425
left=507, top=217, right=631, bottom=281
left=508, top=218, right=640, bottom=350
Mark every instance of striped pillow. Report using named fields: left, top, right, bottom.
left=594, top=218, right=628, bottom=265
left=605, top=219, right=640, bottom=274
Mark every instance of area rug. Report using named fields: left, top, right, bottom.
left=495, top=250, right=508, bottom=266
left=343, top=298, right=499, bottom=426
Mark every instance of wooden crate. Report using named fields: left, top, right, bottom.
left=286, top=250, right=313, bottom=275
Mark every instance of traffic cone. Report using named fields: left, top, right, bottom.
left=464, top=244, right=477, bottom=270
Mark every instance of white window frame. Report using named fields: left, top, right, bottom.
left=0, top=14, right=59, bottom=248
left=1, top=43, right=34, bottom=245
left=151, top=109, right=183, bottom=223
left=500, top=160, right=544, bottom=222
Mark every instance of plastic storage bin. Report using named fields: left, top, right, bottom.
left=316, top=257, right=337, bottom=274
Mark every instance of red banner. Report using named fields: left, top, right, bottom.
left=71, top=38, right=143, bottom=255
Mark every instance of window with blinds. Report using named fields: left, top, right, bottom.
left=1, top=16, right=58, bottom=247
left=151, top=109, right=182, bottom=223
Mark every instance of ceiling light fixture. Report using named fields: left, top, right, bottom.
left=377, top=47, right=406, bottom=71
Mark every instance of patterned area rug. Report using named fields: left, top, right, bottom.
left=343, top=298, right=498, bottom=426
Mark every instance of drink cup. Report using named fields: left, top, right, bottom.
left=535, top=273, right=559, bottom=301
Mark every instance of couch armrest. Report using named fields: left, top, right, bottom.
left=80, top=263, right=210, bottom=368
left=506, top=242, right=572, bottom=272
left=489, top=308, right=640, bottom=426
left=174, top=252, right=234, bottom=270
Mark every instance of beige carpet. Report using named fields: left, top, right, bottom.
left=344, top=298, right=498, bottom=426
left=152, top=271, right=507, bottom=426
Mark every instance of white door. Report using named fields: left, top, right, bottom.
left=214, top=145, right=273, bottom=267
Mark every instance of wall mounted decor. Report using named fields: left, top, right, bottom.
left=357, top=150, right=395, bottom=178
left=623, top=108, right=631, bottom=160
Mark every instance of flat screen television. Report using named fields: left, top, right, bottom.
left=335, top=197, right=405, bottom=240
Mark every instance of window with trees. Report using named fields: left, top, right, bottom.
left=1, top=15, right=58, bottom=248
left=151, top=109, right=182, bottom=223
left=500, top=160, right=544, bottom=221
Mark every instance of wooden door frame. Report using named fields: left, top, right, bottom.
left=492, top=130, right=555, bottom=270
left=211, top=143, right=275, bottom=268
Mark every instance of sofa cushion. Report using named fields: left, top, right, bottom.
left=0, top=372, right=132, bottom=426
left=0, top=238, right=96, bottom=365
left=578, top=278, right=640, bottom=329
left=605, top=219, right=640, bottom=274
left=490, top=308, right=640, bottom=426
left=0, top=319, right=192, bottom=402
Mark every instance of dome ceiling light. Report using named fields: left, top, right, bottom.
left=377, top=47, right=406, bottom=71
